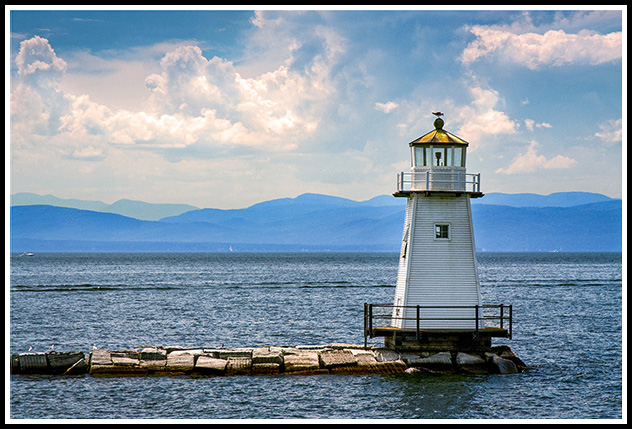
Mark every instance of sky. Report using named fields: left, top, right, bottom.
left=7, top=7, right=626, bottom=209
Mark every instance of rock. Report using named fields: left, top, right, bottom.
left=372, top=348, right=401, bottom=362
left=414, top=352, right=454, bottom=373
left=456, top=352, right=488, bottom=374
left=488, top=354, right=518, bottom=374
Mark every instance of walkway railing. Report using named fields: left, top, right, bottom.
left=396, top=171, right=481, bottom=193
left=363, top=303, right=512, bottom=347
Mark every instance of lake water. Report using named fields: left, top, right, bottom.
left=9, top=252, right=623, bottom=420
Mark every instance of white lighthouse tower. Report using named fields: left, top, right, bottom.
left=392, top=112, right=484, bottom=331
left=363, top=113, right=511, bottom=350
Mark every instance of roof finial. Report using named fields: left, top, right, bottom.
left=432, top=111, right=444, bottom=130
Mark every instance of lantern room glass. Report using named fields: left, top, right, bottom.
left=413, top=145, right=465, bottom=167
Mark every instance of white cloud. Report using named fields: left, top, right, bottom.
left=495, top=141, right=576, bottom=174
left=594, top=118, right=622, bottom=146
left=525, top=119, right=553, bottom=131
left=11, top=34, right=340, bottom=157
left=461, top=25, right=622, bottom=69
left=374, top=101, right=399, bottom=113
left=455, top=86, right=519, bottom=147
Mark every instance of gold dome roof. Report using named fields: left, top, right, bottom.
left=409, top=117, right=469, bottom=146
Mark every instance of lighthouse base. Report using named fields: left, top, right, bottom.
left=376, top=327, right=509, bottom=353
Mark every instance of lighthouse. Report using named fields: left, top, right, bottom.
left=364, top=113, right=511, bottom=351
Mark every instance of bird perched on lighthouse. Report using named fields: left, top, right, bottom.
left=432, top=111, right=443, bottom=117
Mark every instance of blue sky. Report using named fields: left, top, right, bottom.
left=8, top=7, right=625, bottom=208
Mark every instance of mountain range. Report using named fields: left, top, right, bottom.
left=10, top=191, right=622, bottom=252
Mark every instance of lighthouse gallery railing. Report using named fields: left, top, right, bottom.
left=363, top=303, right=512, bottom=347
left=396, top=171, right=481, bottom=193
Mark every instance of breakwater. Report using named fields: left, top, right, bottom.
left=10, top=343, right=526, bottom=377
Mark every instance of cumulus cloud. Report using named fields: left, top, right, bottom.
left=11, top=32, right=342, bottom=157
left=496, top=141, right=576, bottom=174
left=461, top=18, right=622, bottom=69
left=455, top=86, right=519, bottom=147
left=374, top=101, right=399, bottom=113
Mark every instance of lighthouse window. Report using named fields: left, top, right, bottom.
left=435, top=224, right=450, bottom=239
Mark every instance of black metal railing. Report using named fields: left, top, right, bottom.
left=363, top=303, right=512, bottom=347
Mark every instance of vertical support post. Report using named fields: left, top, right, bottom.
left=477, top=173, right=481, bottom=193
left=509, top=305, right=513, bottom=340
left=426, top=170, right=430, bottom=190
left=368, top=304, right=373, bottom=339
left=363, top=303, right=368, bottom=347
left=416, top=305, right=420, bottom=342
left=499, top=304, right=504, bottom=330
left=475, top=305, right=480, bottom=341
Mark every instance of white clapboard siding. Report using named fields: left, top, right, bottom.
left=392, top=193, right=482, bottom=330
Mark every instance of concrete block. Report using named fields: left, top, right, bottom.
left=111, top=350, right=140, bottom=367
left=10, top=354, right=20, bottom=374
left=89, top=349, right=113, bottom=374
left=195, top=356, right=227, bottom=374
left=226, top=357, right=252, bottom=376
left=139, top=347, right=167, bottom=371
left=355, top=353, right=379, bottom=366
left=252, top=347, right=284, bottom=365
left=283, top=351, right=320, bottom=373
left=252, top=362, right=281, bottom=375
left=139, top=347, right=167, bottom=360
left=369, top=360, right=408, bottom=374
left=47, top=351, right=86, bottom=374
left=19, top=353, right=48, bottom=374
left=217, top=349, right=253, bottom=360
left=319, top=350, right=358, bottom=369
left=166, top=351, right=196, bottom=372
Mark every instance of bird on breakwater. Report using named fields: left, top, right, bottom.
left=27, top=346, right=33, bottom=352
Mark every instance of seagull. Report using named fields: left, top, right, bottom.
left=432, top=111, right=444, bottom=117
left=28, top=346, right=33, bottom=352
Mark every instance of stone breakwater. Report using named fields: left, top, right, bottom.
left=10, top=344, right=526, bottom=377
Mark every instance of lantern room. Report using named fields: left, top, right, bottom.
left=410, top=116, right=468, bottom=169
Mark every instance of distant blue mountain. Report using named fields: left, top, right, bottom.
left=9, top=192, right=622, bottom=252
left=470, top=191, right=614, bottom=207
left=10, top=192, right=199, bottom=221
